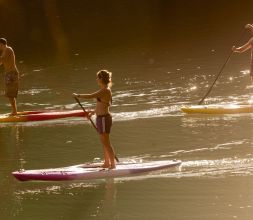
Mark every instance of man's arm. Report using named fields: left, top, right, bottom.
left=0, top=48, right=9, bottom=66
left=232, top=39, right=252, bottom=53
left=0, top=53, right=4, bottom=65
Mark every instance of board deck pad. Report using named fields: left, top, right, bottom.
left=12, top=160, right=182, bottom=181
left=181, top=104, right=253, bottom=114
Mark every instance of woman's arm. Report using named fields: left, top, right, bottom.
left=73, top=89, right=103, bottom=99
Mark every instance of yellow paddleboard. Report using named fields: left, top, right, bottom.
left=181, top=104, right=253, bottom=114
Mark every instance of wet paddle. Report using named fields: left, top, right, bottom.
left=74, top=96, right=119, bottom=162
left=198, top=29, right=246, bottom=105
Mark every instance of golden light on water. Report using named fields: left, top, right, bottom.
left=248, top=96, right=253, bottom=104
left=240, top=70, right=250, bottom=75
left=190, top=86, right=197, bottom=91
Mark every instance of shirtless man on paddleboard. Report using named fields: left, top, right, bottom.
left=0, top=38, right=19, bottom=115
left=232, top=24, right=253, bottom=84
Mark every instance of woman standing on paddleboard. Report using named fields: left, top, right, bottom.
left=73, top=70, right=116, bottom=169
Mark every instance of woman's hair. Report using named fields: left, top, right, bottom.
left=97, top=70, right=112, bottom=87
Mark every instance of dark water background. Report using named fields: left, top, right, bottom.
left=1, top=1, right=253, bottom=220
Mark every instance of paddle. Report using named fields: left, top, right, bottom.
left=74, top=97, right=98, bottom=131
left=74, top=96, right=119, bottom=162
left=198, top=29, right=246, bottom=105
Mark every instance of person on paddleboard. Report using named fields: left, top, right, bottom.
left=0, top=38, right=19, bottom=115
left=73, top=70, right=116, bottom=169
left=232, top=24, right=253, bottom=83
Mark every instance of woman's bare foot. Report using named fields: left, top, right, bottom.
left=108, top=164, right=116, bottom=169
left=101, top=163, right=110, bottom=168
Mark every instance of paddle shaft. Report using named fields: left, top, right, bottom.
left=74, top=97, right=97, bottom=131
left=198, top=29, right=246, bottom=105
left=74, top=97, right=119, bottom=162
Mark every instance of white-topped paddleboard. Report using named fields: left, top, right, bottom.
left=12, top=160, right=182, bottom=181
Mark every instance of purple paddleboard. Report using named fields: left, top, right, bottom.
left=12, top=160, right=182, bottom=181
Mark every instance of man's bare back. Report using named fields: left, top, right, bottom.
left=0, top=46, right=18, bottom=73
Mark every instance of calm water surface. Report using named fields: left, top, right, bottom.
left=1, top=51, right=253, bottom=220
left=1, top=4, right=253, bottom=220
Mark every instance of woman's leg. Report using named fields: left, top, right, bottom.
left=100, top=133, right=116, bottom=169
left=100, top=135, right=110, bottom=167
